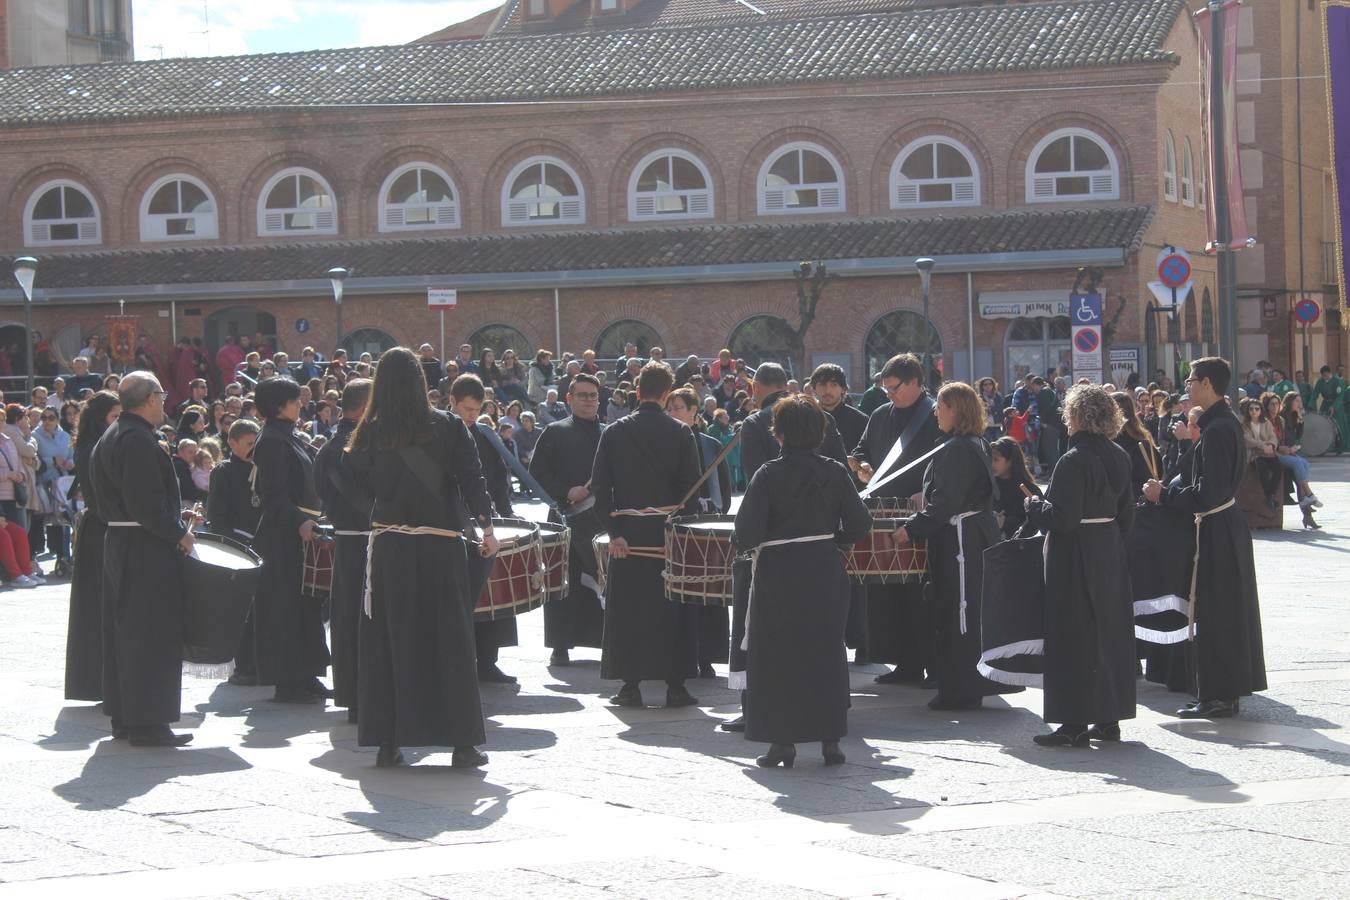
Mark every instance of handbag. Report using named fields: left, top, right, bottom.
left=0, top=444, right=27, bottom=506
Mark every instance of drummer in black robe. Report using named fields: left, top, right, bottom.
left=346, top=348, right=494, bottom=768
left=810, top=363, right=871, bottom=657
left=591, top=362, right=701, bottom=709
left=893, top=382, right=1012, bottom=710
left=850, top=354, right=943, bottom=685
left=252, top=377, right=330, bottom=703
left=449, top=374, right=519, bottom=685
left=665, top=387, right=731, bottom=678
left=205, top=418, right=262, bottom=685
left=1143, top=357, right=1267, bottom=719
left=90, top=371, right=193, bottom=746
left=735, top=395, right=870, bottom=768
left=1025, top=385, right=1137, bottom=746
left=65, top=391, right=121, bottom=702
left=529, top=372, right=605, bottom=666
left=1111, top=392, right=1164, bottom=498
left=313, top=378, right=373, bottom=718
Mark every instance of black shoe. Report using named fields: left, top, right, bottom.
left=875, top=668, right=922, bottom=685
left=1087, top=722, right=1121, bottom=742
left=477, top=664, right=517, bottom=684
left=128, top=725, right=193, bottom=747
left=928, top=696, right=983, bottom=711
left=822, top=740, right=846, bottom=766
left=1033, top=725, right=1090, bottom=748
left=610, top=684, right=644, bottom=707
left=698, top=663, right=716, bottom=679
left=307, top=677, right=334, bottom=698
left=1176, top=699, right=1237, bottom=719
left=920, top=673, right=939, bottom=689
left=665, top=685, right=699, bottom=708
left=719, top=715, right=746, bottom=733
left=756, top=743, right=796, bottom=768
left=452, top=746, right=488, bottom=768
left=376, top=745, right=404, bottom=768
left=110, top=719, right=128, bottom=740
left=549, top=649, right=571, bottom=666
left=272, top=687, right=323, bottom=704
left=227, top=671, right=258, bottom=686
left=1303, top=511, right=1322, bottom=530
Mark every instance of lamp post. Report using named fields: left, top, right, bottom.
left=915, top=257, right=935, bottom=387
left=327, top=267, right=348, bottom=358
left=12, top=257, right=37, bottom=396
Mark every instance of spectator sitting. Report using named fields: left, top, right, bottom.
left=527, top=349, right=554, bottom=406
left=500, top=400, right=524, bottom=434
left=0, top=425, right=38, bottom=586
left=498, top=422, right=518, bottom=461
left=515, top=411, right=540, bottom=464
left=60, top=400, right=81, bottom=435
left=191, top=446, right=216, bottom=496
left=701, top=396, right=718, bottom=426
left=497, top=349, right=526, bottom=402
left=296, top=347, right=323, bottom=381
left=538, top=389, right=569, bottom=425
left=606, top=388, right=629, bottom=424
left=64, top=357, right=102, bottom=401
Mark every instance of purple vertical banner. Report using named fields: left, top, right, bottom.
left=1196, top=0, right=1251, bottom=250
left=1326, top=2, right=1350, bottom=300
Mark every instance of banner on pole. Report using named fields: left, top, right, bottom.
left=1196, top=0, right=1251, bottom=252
left=1325, top=1, right=1350, bottom=302
left=107, top=318, right=137, bottom=367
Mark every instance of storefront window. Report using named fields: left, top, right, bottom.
left=1005, top=316, right=1071, bottom=387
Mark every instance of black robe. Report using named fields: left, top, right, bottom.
left=688, top=429, right=731, bottom=667
left=736, top=449, right=869, bottom=745
left=851, top=396, right=944, bottom=671
left=205, top=455, right=263, bottom=675
left=824, top=401, right=871, bottom=650
left=252, top=417, right=329, bottom=690
left=1160, top=401, right=1266, bottom=702
left=1026, top=433, right=1137, bottom=725
left=314, top=417, right=372, bottom=712
left=65, top=436, right=105, bottom=701
left=470, top=425, right=518, bottom=661
left=346, top=411, right=492, bottom=749
left=529, top=415, right=606, bottom=650
left=90, top=412, right=188, bottom=728
left=591, top=403, right=700, bottom=683
left=994, top=476, right=1041, bottom=539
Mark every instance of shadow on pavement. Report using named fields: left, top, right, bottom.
left=52, top=742, right=251, bottom=810
left=37, top=703, right=114, bottom=750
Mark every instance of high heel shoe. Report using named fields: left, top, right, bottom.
left=822, top=740, right=846, bottom=765
left=756, top=743, right=796, bottom=768
left=1303, top=510, right=1322, bottom=530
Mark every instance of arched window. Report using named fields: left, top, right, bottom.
left=467, top=324, right=532, bottom=359
left=891, top=137, right=979, bottom=209
left=1181, top=140, right=1196, bottom=207
left=864, top=310, right=943, bottom=388
left=342, top=328, right=397, bottom=358
left=1197, top=153, right=1207, bottom=208
left=503, top=156, right=584, bottom=226
left=1163, top=133, right=1178, bottom=202
left=728, top=315, right=796, bottom=370
left=758, top=142, right=845, bottom=215
left=258, top=167, right=337, bottom=235
left=628, top=150, right=713, bottom=221
left=1201, top=287, right=1215, bottom=345
left=596, top=319, right=662, bottom=360
left=141, top=175, right=218, bottom=241
left=379, top=163, right=459, bottom=232
left=1026, top=128, right=1119, bottom=202
left=25, top=180, right=100, bottom=246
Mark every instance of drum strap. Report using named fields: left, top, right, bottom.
left=363, top=523, right=465, bottom=618
left=741, top=533, right=836, bottom=652
left=1186, top=498, right=1236, bottom=640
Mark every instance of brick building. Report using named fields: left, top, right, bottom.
left=0, top=0, right=1226, bottom=392
left=0, top=0, right=133, bottom=70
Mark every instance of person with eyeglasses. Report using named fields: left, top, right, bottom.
left=1142, top=357, right=1266, bottom=720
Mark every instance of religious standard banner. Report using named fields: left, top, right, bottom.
left=1326, top=1, right=1350, bottom=300
left=107, top=318, right=137, bottom=367
left=1196, top=0, right=1251, bottom=251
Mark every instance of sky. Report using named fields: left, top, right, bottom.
left=132, top=0, right=504, bottom=60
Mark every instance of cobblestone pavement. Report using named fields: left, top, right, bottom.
left=2, top=460, right=1348, bottom=899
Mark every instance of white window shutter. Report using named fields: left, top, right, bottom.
left=437, top=203, right=458, bottom=226
left=385, top=207, right=404, bottom=227
left=1033, top=176, right=1056, bottom=199
left=953, top=181, right=975, bottom=203
left=687, top=192, right=709, bottom=215
left=31, top=223, right=48, bottom=243
left=264, top=212, right=284, bottom=232
left=1164, top=174, right=1176, bottom=199
left=561, top=198, right=582, bottom=220
left=895, top=183, right=919, bottom=206
left=818, top=186, right=841, bottom=209
left=762, top=188, right=785, bottom=211
left=1091, top=173, right=1115, bottom=195
left=316, top=210, right=335, bottom=230
left=634, top=195, right=656, bottom=217
left=79, top=221, right=97, bottom=241
left=508, top=200, right=530, bottom=223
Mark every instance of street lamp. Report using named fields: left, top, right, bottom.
left=914, top=257, right=935, bottom=387
left=327, top=267, right=348, bottom=357
left=12, top=257, right=38, bottom=395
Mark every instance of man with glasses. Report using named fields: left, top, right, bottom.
left=1143, top=357, right=1266, bottom=719
left=89, top=372, right=195, bottom=747
left=850, top=353, right=944, bottom=686
left=529, top=373, right=606, bottom=666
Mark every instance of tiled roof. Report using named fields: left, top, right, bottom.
left=0, top=0, right=1185, bottom=126
left=2, top=206, right=1153, bottom=292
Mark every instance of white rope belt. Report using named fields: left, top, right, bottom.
left=363, top=523, right=464, bottom=618
left=613, top=506, right=679, bottom=517
left=742, top=533, right=836, bottom=652
left=333, top=529, right=371, bottom=537
left=1186, top=498, right=1236, bottom=640
left=949, top=511, right=985, bottom=635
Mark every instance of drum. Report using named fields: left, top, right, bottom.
left=1129, top=503, right=1195, bottom=645
left=301, top=524, right=335, bottom=598
left=593, top=533, right=610, bottom=597
left=1302, top=412, right=1336, bottom=457
left=536, top=521, right=571, bottom=604
left=475, top=519, right=544, bottom=622
left=663, top=515, right=736, bottom=606
left=182, top=533, right=263, bottom=665
left=846, top=497, right=928, bottom=584
left=978, top=533, right=1044, bottom=688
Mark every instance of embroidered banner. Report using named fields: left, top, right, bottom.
left=1196, top=0, right=1251, bottom=251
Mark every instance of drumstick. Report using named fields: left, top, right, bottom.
left=1138, top=440, right=1160, bottom=482
left=1019, top=484, right=1034, bottom=499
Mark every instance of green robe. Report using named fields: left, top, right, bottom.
left=1298, top=381, right=1315, bottom=410
left=1313, top=376, right=1350, bottom=453
left=1269, top=379, right=1296, bottom=400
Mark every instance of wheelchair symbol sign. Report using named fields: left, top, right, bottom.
left=1072, top=293, right=1102, bottom=325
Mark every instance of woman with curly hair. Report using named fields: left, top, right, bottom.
left=1024, top=385, right=1135, bottom=747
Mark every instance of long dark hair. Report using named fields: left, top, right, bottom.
left=990, top=436, right=1039, bottom=495
left=74, top=391, right=121, bottom=452
left=349, top=346, right=432, bottom=451
left=1111, top=391, right=1154, bottom=446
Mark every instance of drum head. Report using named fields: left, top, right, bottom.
left=191, top=534, right=261, bottom=569
left=494, top=525, right=536, bottom=546
left=1303, top=413, right=1335, bottom=457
